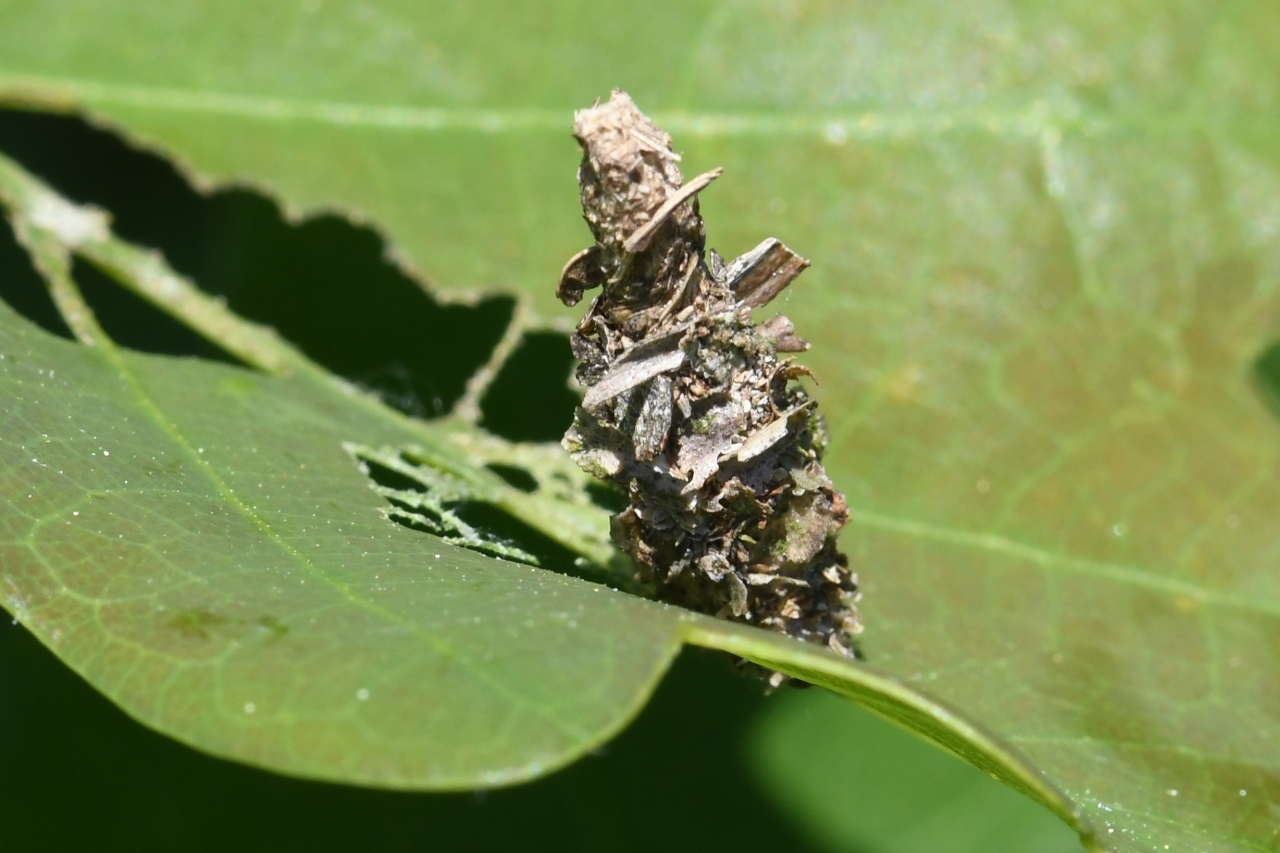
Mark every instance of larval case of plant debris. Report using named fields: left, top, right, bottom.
left=559, top=91, right=862, bottom=660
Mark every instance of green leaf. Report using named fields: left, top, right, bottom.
left=0, top=153, right=1057, bottom=829
left=2, top=2, right=1279, bottom=850
left=0, top=288, right=684, bottom=789
left=0, top=150, right=687, bottom=787
left=748, top=688, right=1082, bottom=853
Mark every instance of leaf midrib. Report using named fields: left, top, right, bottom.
left=2, top=71, right=1278, bottom=140
left=1012, top=734, right=1262, bottom=764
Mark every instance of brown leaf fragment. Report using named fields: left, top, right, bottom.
left=771, top=359, right=815, bottom=383
left=725, top=238, right=811, bottom=309
left=758, top=314, right=810, bottom=352
left=559, top=90, right=861, bottom=667
left=557, top=245, right=604, bottom=306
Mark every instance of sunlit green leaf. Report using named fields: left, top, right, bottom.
left=2, top=2, right=1279, bottom=850
left=0, top=156, right=1046, bottom=827
left=0, top=293, right=687, bottom=787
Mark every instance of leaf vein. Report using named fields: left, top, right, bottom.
left=848, top=508, right=1280, bottom=616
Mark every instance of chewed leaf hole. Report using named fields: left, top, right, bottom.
left=0, top=108, right=511, bottom=414
left=0, top=212, right=73, bottom=339
left=358, top=455, right=425, bottom=495
left=352, top=450, right=540, bottom=565
left=71, top=257, right=244, bottom=364
left=345, top=442, right=622, bottom=587
left=346, top=440, right=638, bottom=588
left=1253, top=341, right=1280, bottom=420
left=480, top=332, right=579, bottom=442
left=485, top=463, right=538, bottom=492
left=451, top=503, right=586, bottom=570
